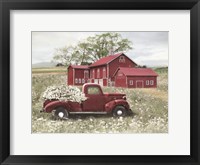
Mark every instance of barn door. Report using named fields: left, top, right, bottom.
left=99, top=79, right=103, bottom=86
left=94, top=79, right=98, bottom=84
left=136, top=81, right=144, bottom=88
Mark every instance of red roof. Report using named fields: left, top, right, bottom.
left=89, top=53, right=123, bottom=67
left=115, top=67, right=158, bottom=77
left=69, top=65, right=89, bottom=69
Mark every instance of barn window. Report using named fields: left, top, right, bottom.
left=103, top=67, right=106, bottom=78
left=84, top=70, right=89, bottom=78
left=119, top=56, right=125, bottom=63
left=129, top=80, right=133, bottom=85
left=82, top=79, right=85, bottom=83
left=79, top=78, right=81, bottom=83
left=93, top=69, right=95, bottom=78
left=118, top=72, right=123, bottom=77
left=75, top=78, right=78, bottom=84
left=150, top=80, right=154, bottom=85
left=97, top=69, right=100, bottom=78
left=90, top=71, right=92, bottom=78
left=146, top=80, right=149, bottom=85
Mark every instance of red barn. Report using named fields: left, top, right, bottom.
left=67, top=52, right=158, bottom=88
left=67, top=65, right=89, bottom=85
left=114, top=67, right=158, bottom=88
left=89, top=53, right=137, bottom=86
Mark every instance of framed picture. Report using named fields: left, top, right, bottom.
left=1, top=0, right=200, bottom=164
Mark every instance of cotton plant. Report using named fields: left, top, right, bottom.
left=42, top=85, right=87, bottom=103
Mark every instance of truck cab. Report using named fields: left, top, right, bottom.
left=42, top=83, right=132, bottom=119
left=82, top=83, right=106, bottom=112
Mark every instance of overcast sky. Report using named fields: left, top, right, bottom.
left=32, top=31, right=168, bottom=67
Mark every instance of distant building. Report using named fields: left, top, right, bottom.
left=67, top=52, right=158, bottom=88
left=67, top=65, right=89, bottom=86
left=114, top=67, right=158, bottom=88
left=56, top=63, right=64, bottom=67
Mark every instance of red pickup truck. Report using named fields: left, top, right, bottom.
left=41, top=83, right=132, bottom=119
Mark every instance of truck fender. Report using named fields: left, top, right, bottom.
left=105, top=99, right=130, bottom=113
left=44, top=100, right=70, bottom=113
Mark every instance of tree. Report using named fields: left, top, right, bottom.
left=136, top=65, right=147, bottom=68
left=52, top=46, right=79, bottom=66
left=84, top=32, right=133, bottom=62
left=74, top=42, right=91, bottom=64
left=52, top=32, right=133, bottom=66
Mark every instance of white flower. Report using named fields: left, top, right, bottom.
left=42, top=85, right=87, bottom=103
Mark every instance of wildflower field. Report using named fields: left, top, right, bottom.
left=32, top=68, right=168, bottom=133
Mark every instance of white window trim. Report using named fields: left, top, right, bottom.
left=79, top=78, right=81, bottom=83
left=82, top=79, right=85, bottom=83
left=103, top=67, right=106, bottom=78
left=146, top=80, right=149, bottom=85
left=150, top=80, right=154, bottom=85
left=129, top=80, right=133, bottom=85
left=119, top=56, right=125, bottom=63
left=75, top=78, right=78, bottom=84
left=97, top=69, right=100, bottom=78
left=93, top=70, right=95, bottom=79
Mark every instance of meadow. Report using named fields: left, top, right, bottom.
left=32, top=67, right=168, bottom=133
left=32, top=66, right=66, bottom=74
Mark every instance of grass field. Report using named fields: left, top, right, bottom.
left=32, top=67, right=66, bottom=74
left=32, top=67, right=168, bottom=133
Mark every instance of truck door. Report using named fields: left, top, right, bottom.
left=83, top=86, right=105, bottom=112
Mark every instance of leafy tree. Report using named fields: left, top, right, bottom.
left=74, top=42, right=91, bottom=64
left=84, top=32, right=133, bottom=62
left=52, top=46, right=78, bottom=66
left=52, top=32, right=133, bottom=66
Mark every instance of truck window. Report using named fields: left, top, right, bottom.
left=87, top=87, right=101, bottom=95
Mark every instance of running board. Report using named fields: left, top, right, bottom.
left=69, top=112, right=108, bottom=115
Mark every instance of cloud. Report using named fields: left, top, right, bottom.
left=134, top=52, right=168, bottom=66
left=32, top=31, right=168, bottom=66
left=32, top=32, right=100, bottom=63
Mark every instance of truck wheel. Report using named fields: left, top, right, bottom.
left=113, top=106, right=126, bottom=117
left=54, top=107, right=69, bottom=120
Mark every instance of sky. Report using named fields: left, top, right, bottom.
left=32, top=31, right=168, bottom=67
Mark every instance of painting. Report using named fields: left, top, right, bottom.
left=32, top=31, right=168, bottom=133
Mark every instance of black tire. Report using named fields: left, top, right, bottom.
left=54, top=107, right=69, bottom=120
left=112, top=105, right=127, bottom=117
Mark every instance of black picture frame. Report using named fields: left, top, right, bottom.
left=0, top=0, right=200, bottom=164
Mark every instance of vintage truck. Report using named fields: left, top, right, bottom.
left=41, top=83, right=132, bottom=119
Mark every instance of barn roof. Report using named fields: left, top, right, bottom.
left=114, top=67, right=158, bottom=77
left=69, top=65, right=89, bottom=69
left=89, top=53, right=136, bottom=67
